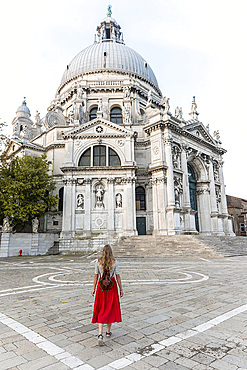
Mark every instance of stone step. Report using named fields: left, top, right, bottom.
left=112, top=235, right=247, bottom=258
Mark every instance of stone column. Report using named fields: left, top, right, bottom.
left=164, top=137, right=175, bottom=234
left=157, top=177, right=168, bottom=234
left=219, top=161, right=232, bottom=234
left=181, top=145, right=191, bottom=231
left=62, top=177, right=76, bottom=235
left=197, top=184, right=211, bottom=234
left=123, top=177, right=137, bottom=235
left=219, top=162, right=228, bottom=216
left=208, top=159, right=219, bottom=234
left=107, top=178, right=115, bottom=231
left=151, top=179, right=159, bottom=234
left=181, top=147, right=190, bottom=209
left=84, top=178, right=92, bottom=232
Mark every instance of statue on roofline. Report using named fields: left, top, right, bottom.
left=107, top=5, right=112, bottom=17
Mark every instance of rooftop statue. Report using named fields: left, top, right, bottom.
left=107, top=5, right=112, bottom=17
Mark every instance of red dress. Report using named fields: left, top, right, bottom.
left=92, top=277, right=122, bottom=323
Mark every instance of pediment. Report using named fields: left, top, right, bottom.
left=62, top=119, right=133, bottom=139
left=5, top=138, right=45, bottom=156
left=185, top=122, right=216, bottom=145
left=5, top=139, right=22, bottom=156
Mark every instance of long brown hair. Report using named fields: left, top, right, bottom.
left=98, top=244, right=115, bottom=271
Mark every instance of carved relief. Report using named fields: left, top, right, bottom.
left=123, top=102, right=131, bottom=124
left=116, top=139, right=125, bottom=147
left=197, top=188, right=210, bottom=195
left=153, top=146, right=159, bottom=156
left=95, top=125, right=104, bottom=134
left=174, top=176, right=183, bottom=208
left=215, top=187, right=221, bottom=210
left=213, top=161, right=220, bottom=182
left=63, top=177, right=77, bottom=185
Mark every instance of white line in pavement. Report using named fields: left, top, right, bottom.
left=0, top=271, right=209, bottom=297
left=0, top=312, right=94, bottom=370
left=96, top=303, right=247, bottom=370
left=1, top=303, right=247, bottom=370
left=0, top=285, right=63, bottom=297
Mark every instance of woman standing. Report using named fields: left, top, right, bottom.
left=92, top=245, right=123, bottom=346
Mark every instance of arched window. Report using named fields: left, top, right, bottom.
left=58, top=187, right=64, bottom=212
left=78, top=146, right=121, bottom=167
left=136, top=186, right=146, bottom=210
left=93, top=145, right=106, bottom=166
left=110, top=107, right=122, bottom=124
left=109, top=147, right=121, bottom=166
left=89, top=107, right=97, bottom=120
left=78, top=148, right=91, bottom=166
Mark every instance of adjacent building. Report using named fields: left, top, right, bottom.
left=227, top=195, right=247, bottom=236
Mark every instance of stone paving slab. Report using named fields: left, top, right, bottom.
left=0, top=254, right=247, bottom=369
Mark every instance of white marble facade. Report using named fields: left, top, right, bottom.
left=6, top=8, right=234, bottom=250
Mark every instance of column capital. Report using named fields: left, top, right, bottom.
left=164, top=137, right=173, bottom=146
left=63, top=177, right=77, bottom=186
left=107, top=177, right=116, bottom=184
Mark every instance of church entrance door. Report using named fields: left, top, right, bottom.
left=136, top=217, right=146, bottom=235
left=188, top=165, right=199, bottom=232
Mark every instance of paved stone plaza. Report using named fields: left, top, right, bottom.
left=0, top=252, right=247, bottom=370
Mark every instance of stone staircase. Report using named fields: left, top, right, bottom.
left=194, top=236, right=247, bottom=257
left=112, top=235, right=247, bottom=259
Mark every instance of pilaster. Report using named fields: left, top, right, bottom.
left=84, top=178, right=92, bottom=232
left=164, top=137, right=176, bottom=234
left=0, top=233, right=10, bottom=257
left=181, top=145, right=192, bottom=231
left=151, top=176, right=168, bottom=235
left=197, top=183, right=211, bottom=234
left=123, top=177, right=137, bottom=235
left=31, top=233, right=39, bottom=255
left=107, top=178, right=115, bottom=231
left=62, top=177, right=77, bottom=235
left=208, top=159, right=220, bottom=234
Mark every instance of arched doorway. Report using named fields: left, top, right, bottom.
left=188, top=165, right=199, bottom=232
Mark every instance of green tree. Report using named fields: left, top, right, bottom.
left=0, top=121, right=9, bottom=166
left=0, top=154, right=58, bottom=231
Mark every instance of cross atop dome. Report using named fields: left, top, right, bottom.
left=96, top=6, right=124, bottom=44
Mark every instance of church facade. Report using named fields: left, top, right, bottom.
left=6, top=8, right=235, bottom=251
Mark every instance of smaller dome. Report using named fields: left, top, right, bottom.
left=101, top=16, right=118, bottom=25
left=16, top=98, right=31, bottom=117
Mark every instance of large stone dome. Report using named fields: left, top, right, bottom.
left=61, top=41, right=159, bottom=88
left=60, top=8, right=159, bottom=89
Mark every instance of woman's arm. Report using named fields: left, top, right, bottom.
left=116, top=274, right=123, bottom=297
left=92, top=274, right=99, bottom=296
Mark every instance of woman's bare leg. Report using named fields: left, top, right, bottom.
left=106, top=323, right=112, bottom=334
left=98, top=323, right=103, bottom=335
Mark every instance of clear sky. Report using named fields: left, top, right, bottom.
left=1, top=0, right=247, bottom=199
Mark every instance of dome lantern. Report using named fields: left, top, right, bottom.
left=96, top=5, right=124, bottom=44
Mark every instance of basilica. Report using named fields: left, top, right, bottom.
left=6, top=7, right=235, bottom=251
